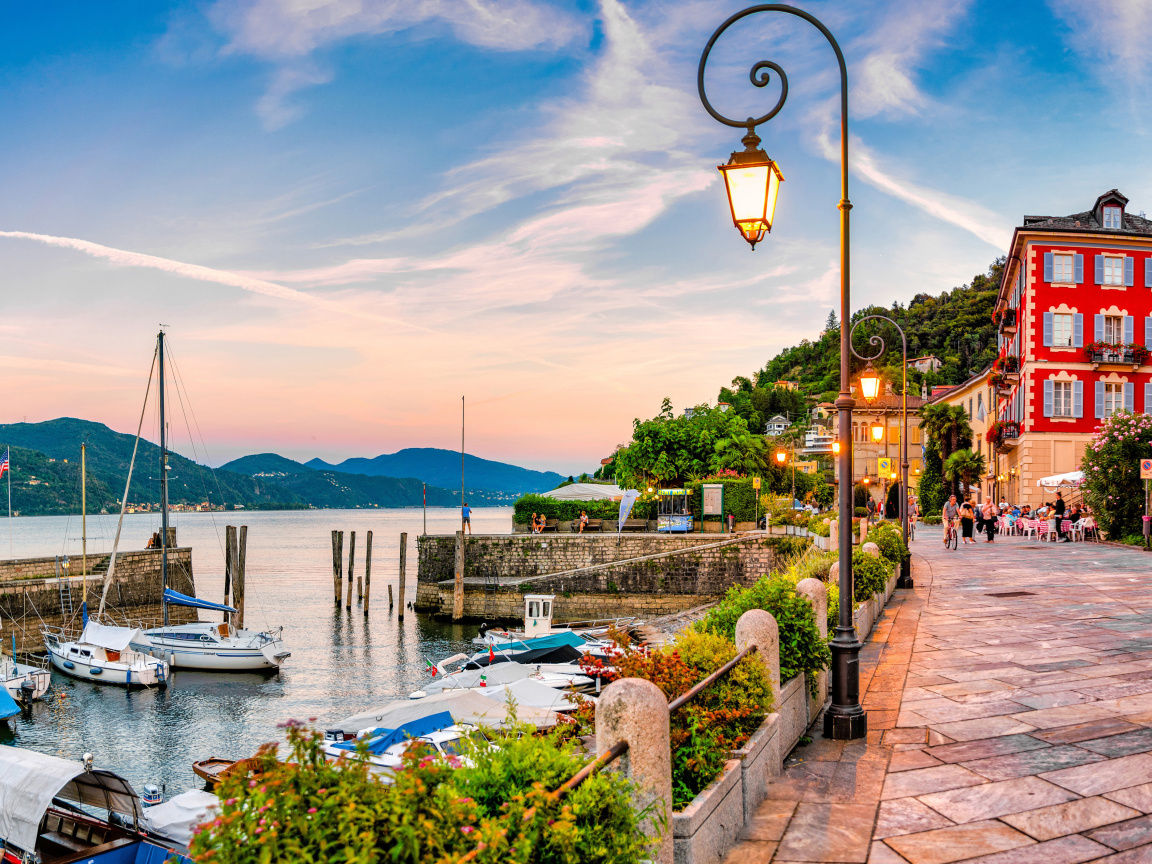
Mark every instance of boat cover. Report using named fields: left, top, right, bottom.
left=333, top=689, right=558, bottom=735
left=0, top=745, right=142, bottom=852
left=142, top=789, right=219, bottom=846
left=467, top=644, right=584, bottom=668
left=163, top=589, right=237, bottom=613
left=501, top=632, right=587, bottom=652
left=81, top=621, right=145, bottom=652
left=480, top=678, right=587, bottom=712
left=332, top=712, right=456, bottom=755
left=0, top=687, right=18, bottom=720
left=424, top=662, right=590, bottom=695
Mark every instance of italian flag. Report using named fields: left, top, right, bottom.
left=425, top=658, right=437, bottom=677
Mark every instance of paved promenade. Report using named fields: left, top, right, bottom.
left=725, top=529, right=1152, bottom=864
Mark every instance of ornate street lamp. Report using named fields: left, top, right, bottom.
left=859, top=363, right=881, bottom=404
left=699, top=4, right=865, bottom=739
left=870, top=420, right=885, bottom=443
left=776, top=450, right=787, bottom=463
left=718, top=131, right=784, bottom=248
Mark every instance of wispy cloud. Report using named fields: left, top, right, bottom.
left=1047, top=0, right=1152, bottom=82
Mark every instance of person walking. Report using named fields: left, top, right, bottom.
left=959, top=499, right=976, bottom=544
left=462, top=502, right=472, bottom=534
left=1054, top=491, right=1069, bottom=541
left=982, top=500, right=997, bottom=543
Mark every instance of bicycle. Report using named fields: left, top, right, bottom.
left=944, top=518, right=959, bottom=550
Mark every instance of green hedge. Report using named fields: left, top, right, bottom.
left=869, top=521, right=910, bottom=564
left=511, top=493, right=656, bottom=523
left=685, top=478, right=759, bottom=521
left=852, top=550, right=890, bottom=603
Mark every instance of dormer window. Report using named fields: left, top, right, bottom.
left=1104, top=205, right=1122, bottom=229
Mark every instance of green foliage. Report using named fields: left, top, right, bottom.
left=686, top=477, right=757, bottom=521
left=869, top=521, right=910, bottom=565
left=191, top=720, right=654, bottom=864
left=884, top=481, right=901, bottom=519
left=921, top=403, right=975, bottom=501
left=716, top=377, right=808, bottom=435
left=922, top=515, right=942, bottom=525
left=943, top=449, right=986, bottom=496
left=852, top=550, right=890, bottom=603
left=765, top=536, right=812, bottom=556
left=696, top=573, right=831, bottom=686
left=511, top=493, right=657, bottom=524
left=853, top=484, right=869, bottom=509
left=854, top=507, right=868, bottom=518
left=918, top=447, right=945, bottom=516
left=1082, top=411, right=1152, bottom=539
left=811, top=480, right=835, bottom=507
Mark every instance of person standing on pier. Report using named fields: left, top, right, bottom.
left=462, top=502, right=472, bottom=534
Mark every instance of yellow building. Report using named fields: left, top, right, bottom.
left=925, top=368, right=997, bottom=503
left=834, top=386, right=925, bottom=502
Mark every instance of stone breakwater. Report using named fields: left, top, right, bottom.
left=0, top=548, right=197, bottom=655
left=415, top=533, right=785, bottom=621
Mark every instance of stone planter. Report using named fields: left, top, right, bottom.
left=673, top=758, right=744, bottom=864
left=776, top=674, right=808, bottom=757
left=769, top=525, right=787, bottom=536
left=729, top=713, right=782, bottom=823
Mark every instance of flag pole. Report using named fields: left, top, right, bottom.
left=6, top=446, right=11, bottom=558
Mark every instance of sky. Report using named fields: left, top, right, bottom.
left=1, top=0, right=1151, bottom=475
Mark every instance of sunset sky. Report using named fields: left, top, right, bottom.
left=1, top=0, right=1150, bottom=474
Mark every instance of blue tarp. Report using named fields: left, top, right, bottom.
left=497, top=632, right=586, bottom=653
left=163, top=589, right=237, bottom=613
left=332, top=711, right=455, bottom=756
left=0, top=686, right=20, bottom=721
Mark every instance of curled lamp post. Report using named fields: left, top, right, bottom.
left=698, top=4, right=864, bottom=739
left=851, top=315, right=913, bottom=589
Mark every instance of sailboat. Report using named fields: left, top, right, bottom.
left=129, top=330, right=289, bottom=672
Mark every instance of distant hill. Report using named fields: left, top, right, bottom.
left=219, top=452, right=471, bottom=508
left=0, top=419, right=305, bottom=511
left=306, top=448, right=564, bottom=495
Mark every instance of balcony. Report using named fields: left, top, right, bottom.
left=999, top=308, right=1017, bottom=334
left=1089, top=348, right=1141, bottom=370
left=997, top=422, right=1021, bottom=452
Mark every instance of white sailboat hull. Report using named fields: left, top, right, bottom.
left=45, top=639, right=168, bottom=688
left=2, top=664, right=51, bottom=702
left=135, top=625, right=289, bottom=671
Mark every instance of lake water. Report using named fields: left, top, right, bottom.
left=0, top=506, right=512, bottom=797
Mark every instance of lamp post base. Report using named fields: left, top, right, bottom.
left=824, top=707, right=867, bottom=740
left=898, top=558, right=913, bottom=589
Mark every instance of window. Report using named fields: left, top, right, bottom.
left=1104, top=206, right=1122, bottom=229
left=1104, top=257, right=1125, bottom=285
left=1103, top=315, right=1124, bottom=343
left=1053, top=254, right=1073, bottom=282
left=1052, top=313, right=1073, bottom=347
left=1104, top=382, right=1124, bottom=417
left=1052, top=382, right=1073, bottom=417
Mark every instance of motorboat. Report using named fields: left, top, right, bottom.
left=322, top=711, right=465, bottom=772
left=473, top=594, right=632, bottom=658
left=0, top=745, right=193, bottom=863
left=419, top=654, right=593, bottom=697
left=43, top=621, right=169, bottom=688
left=134, top=590, right=289, bottom=671
left=1, top=653, right=51, bottom=704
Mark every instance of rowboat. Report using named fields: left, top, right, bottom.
left=191, top=756, right=256, bottom=787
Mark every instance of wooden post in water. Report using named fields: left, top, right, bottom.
left=388, top=583, right=393, bottom=609
left=453, top=530, right=465, bottom=620
left=235, top=525, right=248, bottom=631
left=331, top=531, right=343, bottom=605
left=397, top=532, right=407, bottom=620
left=224, top=525, right=236, bottom=613
left=347, top=531, right=356, bottom=610
left=363, top=531, right=373, bottom=615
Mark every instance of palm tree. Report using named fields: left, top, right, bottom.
left=921, top=403, right=974, bottom=500
left=943, top=449, right=986, bottom=499
left=711, top=430, right=770, bottom=476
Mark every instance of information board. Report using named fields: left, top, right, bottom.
left=702, top=483, right=724, bottom=516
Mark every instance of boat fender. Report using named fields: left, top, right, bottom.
left=63, top=660, right=75, bottom=670
left=90, top=667, right=102, bottom=675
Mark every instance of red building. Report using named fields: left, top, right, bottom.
left=993, top=190, right=1152, bottom=506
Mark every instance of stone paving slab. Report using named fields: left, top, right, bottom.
left=719, top=529, right=1152, bottom=864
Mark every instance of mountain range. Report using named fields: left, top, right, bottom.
left=0, top=419, right=562, bottom=516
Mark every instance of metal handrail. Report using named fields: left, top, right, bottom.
left=668, top=645, right=756, bottom=712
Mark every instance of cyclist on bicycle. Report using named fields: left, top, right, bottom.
left=942, top=495, right=961, bottom=547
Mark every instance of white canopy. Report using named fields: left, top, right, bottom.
left=542, top=483, right=623, bottom=501
left=0, top=745, right=142, bottom=852
left=333, top=689, right=559, bottom=734
left=1037, top=470, right=1085, bottom=488
left=424, top=662, right=590, bottom=695
left=481, top=678, right=588, bottom=712
left=142, top=789, right=219, bottom=847
left=81, top=621, right=143, bottom=652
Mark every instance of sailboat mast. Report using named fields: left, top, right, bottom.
left=158, top=330, right=170, bottom=627
left=81, top=441, right=87, bottom=612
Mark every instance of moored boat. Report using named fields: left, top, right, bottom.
left=1, top=652, right=51, bottom=703
left=191, top=756, right=257, bottom=788
left=43, top=621, right=169, bottom=688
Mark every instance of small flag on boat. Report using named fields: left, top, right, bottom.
left=425, top=658, right=437, bottom=677
left=0, top=448, right=8, bottom=478
left=489, top=646, right=495, bottom=663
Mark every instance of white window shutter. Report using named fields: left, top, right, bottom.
left=1096, top=380, right=1105, bottom=418
left=1125, top=316, right=1135, bottom=343
left=1043, top=380, right=1053, bottom=417
left=1096, top=255, right=1105, bottom=284
left=1146, top=383, right=1152, bottom=414
left=1146, top=317, right=1152, bottom=348
left=1074, top=314, right=1084, bottom=347
left=1095, top=314, right=1105, bottom=342
left=1126, top=382, right=1135, bottom=412
left=1043, top=312, right=1053, bottom=347
left=1126, top=257, right=1135, bottom=287
left=1146, top=257, right=1152, bottom=289
left=1075, top=254, right=1084, bottom=283
left=1074, top=381, right=1084, bottom=418
left=1044, top=252, right=1053, bottom=282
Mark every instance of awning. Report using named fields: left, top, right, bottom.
left=81, top=621, right=144, bottom=652
left=164, top=589, right=237, bottom=613
left=542, top=483, right=624, bottom=501
left=0, top=746, right=142, bottom=852
left=1037, top=471, right=1085, bottom=488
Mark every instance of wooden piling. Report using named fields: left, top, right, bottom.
left=363, top=531, right=373, bottom=615
left=388, top=583, right=393, bottom=609
left=235, top=525, right=247, bottom=631
left=347, top=531, right=356, bottom=610
left=331, top=530, right=343, bottom=605
left=453, top=530, right=464, bottom=620
left=397, top=532, right=406, bottom=621
left=224, top=525, right=236, bottom=610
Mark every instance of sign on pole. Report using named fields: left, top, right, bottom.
left=878, top=457, right=893, bottom=479
left=752, top=476, right=761, bottom=490
left=1141, top=459, right=1152, bottom=480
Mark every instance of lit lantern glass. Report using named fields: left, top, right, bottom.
left=859, top=364, right=881, bottom=404
left=719, top=142, right=784, bottom=249
left=776, top=451, right=787, bottom=463
left=832, top=441, right=841, bottom=455
left=871, top=421, right=884, bottom=443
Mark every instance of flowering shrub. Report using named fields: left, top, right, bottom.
left=190, top=719, right=655, bottom=864
left=993, top=355, right=1019, bottom=374
left=1082, top=411, right=1152, bottom=539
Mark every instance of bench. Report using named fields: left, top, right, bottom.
left=42, top=831, right=88, bottom=853
left=621, top=519, right=648, bottom=532
left=542, top=519, right=560, bottom=533
left=579, top=518, right=603, bottom=533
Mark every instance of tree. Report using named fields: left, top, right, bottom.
left=824, top=310, right=838, bottom=333
left=921, top=403, right=973, bottom=500
left=918, top=448, right=945, bottom=515
left=885, top=481, right=901, bottom=519
left=943, top=449, right=986, bottom=498
left=1082, top=411, right=1152, bottom=540
left=711, top=428, right=771, bottom=476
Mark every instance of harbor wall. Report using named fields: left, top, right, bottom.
left=415, top=534, right=787, bottom=621
left=0, top=548, right=196, bottom=655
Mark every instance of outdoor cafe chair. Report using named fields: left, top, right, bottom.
left=1019, top=519, right=1038, bottom=540
left=1061, top=519, right=1083, bottom=542
left=1034, top=519, right=1052, bottom=541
